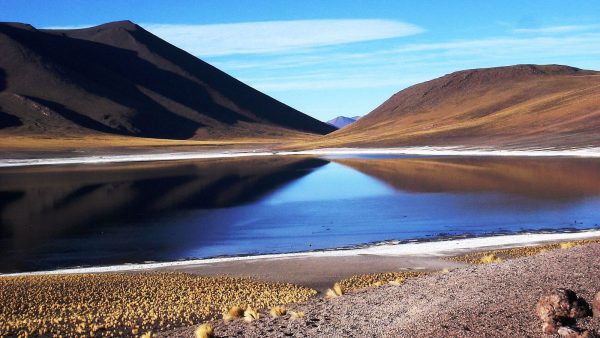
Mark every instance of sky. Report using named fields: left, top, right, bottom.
left=1, top=0, right=600, bottom=121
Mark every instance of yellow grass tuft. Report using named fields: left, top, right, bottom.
left=388, top=277, right=405, bottom=286
left=560, top=242, right=578, bottom=249
left=441, top=268, right=451, bottom=274
left=269, top=305, right=287, bottom=318
left=244, top=306, right=260, bottom=323
left=480, top=254, right=502, bottom=264
left=140, top=332, right=153, bottom=338
left=290, top=311, right=305, bottom=320
left=194, top=323, right=214, bottom=338
left=223, top=306, right=244, bottom=322
left=334, top=283, right=344, bottom=296
left=326, top=283, right=344, bottom=298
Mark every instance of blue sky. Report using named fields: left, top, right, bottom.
left=2, top=0, right=600, bottom=121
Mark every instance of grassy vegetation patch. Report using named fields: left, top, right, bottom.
left=0, top=272, right=316, bottom=337
left=448, top=238, right=600, bottom=264
left=336, top=271, right=428, bottom=292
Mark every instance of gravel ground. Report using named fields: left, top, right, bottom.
left=162, top=243, right=600, bottom=337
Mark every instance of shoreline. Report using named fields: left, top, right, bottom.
left=4, top=228, right=600, bottom=278
left=1, top=146, right=599, bottom=168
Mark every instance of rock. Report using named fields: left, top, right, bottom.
left=536, top=289, right=592, bottom=326
left=593, top=292, right=600, bottom=318
left=559, top=326, right=580, bottom=337
left=543, top=321, right=560, bottom=334
left=557, top=326, right=598, bottom=338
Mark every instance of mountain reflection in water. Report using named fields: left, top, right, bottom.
left=1, top=156, right=599, bottom=273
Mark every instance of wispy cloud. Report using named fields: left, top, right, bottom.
left=220, top=32, right=600, bottom=93
left=513, top=24, right=598, bottom=34
left=142, top=19, right=424, bottom=56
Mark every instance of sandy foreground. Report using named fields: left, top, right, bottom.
left=1, top=146, right=600, bottom=167
left=2, top=235, right=600, bottom=337
left=162, top=243, right=600, bottom=338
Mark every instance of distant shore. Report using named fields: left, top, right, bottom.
left=1, top=146, right=600, bottom=168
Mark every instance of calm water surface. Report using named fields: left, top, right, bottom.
left=1, top=155, right=600, bottom=272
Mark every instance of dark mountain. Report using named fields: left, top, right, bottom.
left=318, top=64, right=600, bottom=148
left=0, top=21, right=335, bottom=141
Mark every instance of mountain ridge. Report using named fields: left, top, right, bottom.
left=0, top=21, right=335, bottom=141
left=316, top=64, right=600, bottom=149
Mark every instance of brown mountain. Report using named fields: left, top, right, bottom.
left=315, top=64, right=600, bottom=149
left=0, top=21, right=335, bottom=143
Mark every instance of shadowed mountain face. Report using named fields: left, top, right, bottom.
left=0, top=157, right=328, bottom=271
left=335, top=157, right=600, bottom=200
left=321, top=64, right=600, bottom=148
left=0, top=21, right=335, bottom=139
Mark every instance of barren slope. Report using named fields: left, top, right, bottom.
left=315, top=65, right=600, bottom=149
left=0, top=21, right=334, bottom=143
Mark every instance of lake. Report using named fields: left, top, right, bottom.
left=1, top=155, right=600, bottom=273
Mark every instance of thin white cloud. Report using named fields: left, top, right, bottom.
left=141, top=19, right=424, bottom=56
left=513, top=24, right=598, bottom=34
left=223, top=32, right=600, bottom=92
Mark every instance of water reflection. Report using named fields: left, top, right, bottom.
left=0, top=156, right=599, bottom=273
left=334, top=157, right=600, bottom=200
left=0, top=157, right=327, bottom=271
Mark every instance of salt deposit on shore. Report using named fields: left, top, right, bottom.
left=1, top=146, right=599, bottom=168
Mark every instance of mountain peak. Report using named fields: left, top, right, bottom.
left=324, top=63, right=600, bottom=149
left=0, top=22, right=37, bottom=31
left=85, top=20, right=140, bottom=31
left=439, top=64, right=592, bottom=85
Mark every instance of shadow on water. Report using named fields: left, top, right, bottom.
left=0, top=157, right=328, bottom=272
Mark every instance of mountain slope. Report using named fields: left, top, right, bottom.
left=317, top=64, right=600, bottom=148
left=0, top=21, right=335, bottom=141
left=327, top=116, right=357, bottom=128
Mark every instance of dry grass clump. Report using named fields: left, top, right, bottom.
left=243, top=306, right=260, bottom=323
left=560, top=241, right=578, bottom=249
left=269, top=305, right=287, bottom=318
left=388, top=277, right=405, bottom=286
left=194, top=323, right=214, bottom=338
left=0, top=272, right=316, bottom=337
left=337, top=271, right=427, bottom=291
left=222, top=306, right=245, bottom=322
left=480, top=254, right=502, bottom=264
left=326, top=283, right=344, bottom=298
left=290, top=311, right=305, bottom=320
left=448, top=238, right=600, bottom=264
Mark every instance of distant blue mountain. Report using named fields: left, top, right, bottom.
left=327, top=115, right=361, bottom=129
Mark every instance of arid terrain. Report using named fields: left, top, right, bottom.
left=306, top=64, right=600, bottom=149
left=2, top=238, right=600, bottom=337
left=0, top=21, right=334, bottom=150
left=164, top=241, right=600, bottom=338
